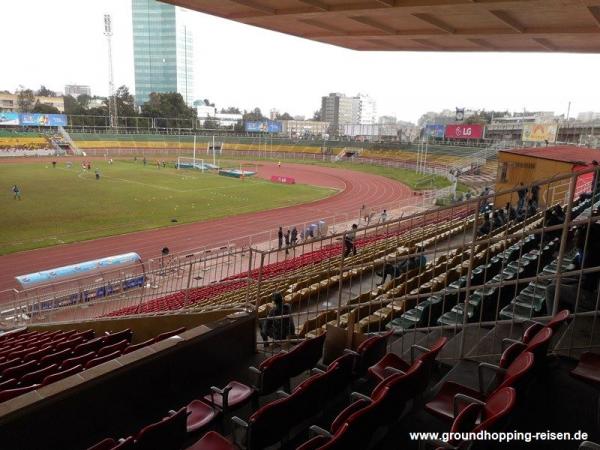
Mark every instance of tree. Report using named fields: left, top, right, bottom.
left=312, top=109, right=322, bottom=121
left=141, top=92, right=197, bottom=119
left=36, top=85, right=56, bottom=97
left=77, top=94, right=92, bottom=109
left=276, top=112, right=294, bottom=120
left=110, top=85, right=136, bottom=117
left=243, top=107, right=264, bottom=122
left=220, top=106, right=241, bottom=114
left=203, top=98, right=215, bottom=107
left=17, top=89, right=36, bottom=112
left=32, top=101, right=60, bottom=114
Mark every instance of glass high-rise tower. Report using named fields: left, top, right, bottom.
left=132, top=0, right=194, bottom=107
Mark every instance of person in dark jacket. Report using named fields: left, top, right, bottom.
left=284, top=229, right=290, bottom=255
left=478, top=215, right=491, bottom=236
left=506, top=202, right=517, bottom=221
left=261, top=292, right=295, bottom=345
left=377, top=247, right=427, bottom=285
left=277, top=227, right=283, bottom=250
left=517, top=182, right=527, bottom=210
left=291, top=227, right=298, bottom=246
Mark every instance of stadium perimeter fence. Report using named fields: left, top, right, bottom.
left=1, top=169, right=598, bottom=361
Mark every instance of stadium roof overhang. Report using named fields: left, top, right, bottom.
left=162, top=0, right=600, bottom=53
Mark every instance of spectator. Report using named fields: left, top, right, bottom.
left=497, top=208, right=507, bottom=225
left=478, top=214, right=491, bottom=236
left=546, top=224, right=600, bottom=314
left=344, top=224, right=358, bottom=257
left=530, top=183, right=540, bottom=206
left=11, top=184, right=21, bottom=200
left=526, top=199, right=537, bottom=218
left=377, top=246, right=427, bottom=285
left=506, top=202, right=517, bottom=221
left=517, top=182, right=527, bottom=210
left=261, top=292, right=295, bottom=345
left=277, top=227, right=283, bottom=250
left=543, top=207, right=563, bottom=242
left=379, top=209, right=388, bottom=224
left=284, top=229, right=290, bottom=255
left=492, top=210, right=502, bottom=229
left=95, top=169, right=100, bottom=180
left=291, top=227, right=298, bottom=247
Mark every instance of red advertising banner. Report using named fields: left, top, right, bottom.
left=444, top=124, right=484, bottom=139
left=271, top=175, right=296, bottom=184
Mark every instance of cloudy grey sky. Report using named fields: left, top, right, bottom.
left=1, top=0, right=600, bottom=122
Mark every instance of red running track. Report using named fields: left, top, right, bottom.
left=0, top=161, right=413, bottom=294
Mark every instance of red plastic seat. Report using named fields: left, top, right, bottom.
left=425, top=351, right=534, bottom=421
left=39, top=348, right=72, bottom=367
left=73, top=337, right=106, bottom=356
left=24, top=345, right=55, bottom=362
left=0, top=357, right=22, bottom=373
left=0, top=378, right=18, bottom=391
left=368, top=336, right=447, bottom=382
left=122, top=339, right=154, bottom=354
left=2, top=359, right=37, bottom=380
left=153, top=327, right=186, bottom=343
left=186, top=400, right=220, bottom=433
left=571, top=352, right=600, bottom=386
left=87, top=436, right=134, bottom=450
left=354, top=330, right=392, bottom=377
left=85, top=350, right=121, bottom=369
left=0, top=384, right=40, bottom=402
left=42, top=364, right=83, bottom=385
left=135, top=407, right=188, bottom=450
left=19, top=363, right=59, bottom=386
left=72, top=329, right=95, bottom=341
left=522, top=309, right=570, bottom=344
left=86, top=438, right=117, bottom=450
left=55, top=336, right=84, bottom=352
left=97, top=339, right=129, bottom=357
left=203, top=381, right=253, bottom=414
left=187, top=431, right=234, bottom=450
left=61, top=351, right=96, bottom=370
left=103, top=329, right=133, bottom=346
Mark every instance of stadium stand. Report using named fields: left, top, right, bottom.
left=0, top=325, right=184, bottom=403
left=1, top=168, right=599, bottom=449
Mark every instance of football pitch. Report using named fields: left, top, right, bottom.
left=0, top=160, right=336, bottom=255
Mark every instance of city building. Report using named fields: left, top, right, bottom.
left=356, top=93, right=377, bottom=125
left=269, top=109, right=279, bottom=120
left=64, top=85, right=91, bottom=98
left=281, top=120, right=330, bottom=137
left=194, top=104, right=241, bottom=127
left=491, top=112, right=558, bottom=125
left=577, top=111, right=600, bottom=122
left=378, top=115, right=397, bottom=125
left=0, top=92, right=65, bottom=113
left=132, top=0, right=194, bottom=107
left=321, top=93, right=359, bottom=135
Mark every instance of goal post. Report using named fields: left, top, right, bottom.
left=176, top=156, right=205, bottom=172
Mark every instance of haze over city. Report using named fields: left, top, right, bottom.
left=2, top=0, right=600, bottom=122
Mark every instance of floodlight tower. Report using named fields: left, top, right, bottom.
left=104, top=14, right=118, bottom=128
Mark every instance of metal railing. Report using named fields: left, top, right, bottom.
left=2, top=167, right=599, bottom=362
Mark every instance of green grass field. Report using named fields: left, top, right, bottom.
left=0, top=161, right=335, bottom=255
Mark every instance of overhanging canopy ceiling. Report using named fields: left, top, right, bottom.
left=161, top=0, right=600, bottom=53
